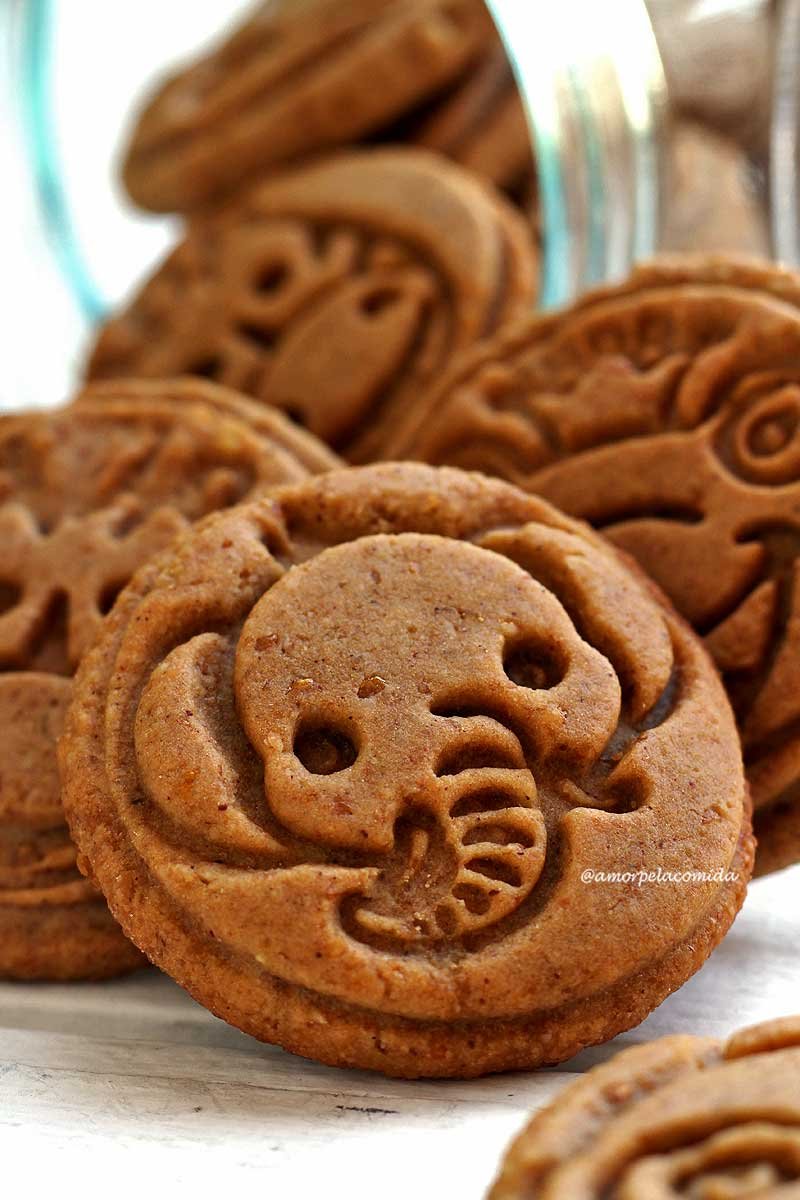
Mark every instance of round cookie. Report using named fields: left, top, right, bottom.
left=88, top=149, right=537, bottom=462
left=0, top=379, right=335, bottom=979
left=62, top=463, right=750, bottom=1075
left=387, top=257, right=800, bottom=875
left=122, top=0, right=496, bottom=213
left=490, top=1015, right=800, bottom=1198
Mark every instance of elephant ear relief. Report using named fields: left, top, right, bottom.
left=60, top=463, right=751, bottom=1077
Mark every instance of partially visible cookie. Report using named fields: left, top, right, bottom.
left=88, top=150, right=537, bottom=461
left=78, top=377, right=341, bottom=476
left=407, top=43, right=534, bottom=201
left=490, top=1015, right=800, bottom=1198
left=122, top=0, right=496, bottom=212
left=62, top=463, right=750, bottom=1075
left=387, top=256, right=800, bottom=875
left=0, top=379, right=334, bottom=979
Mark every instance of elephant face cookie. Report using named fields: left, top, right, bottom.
left=88, top=150, right=537, bottom=463
left=387, top=258, right=800, bottom=875
left=0, top=379, right=335, bottom=979
left=122, top=0, right=496, bottom=212
left=490, top=1015, right=800, bottom=1198
left=61, top=463, right=750, bottom=1076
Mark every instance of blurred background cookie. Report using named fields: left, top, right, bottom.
left=121, top=0, right=499, bottom=213
left=387, top=257, right=800, bottom=876
left=88, top=150, right=537, bottom=461
left=387, top=40, right=534, bottom=203
left=0, top=379, right=336, bottom=979
left=490, top=1014, right=800, bottom=1198
left=62, top=463, right=750, bottom=1074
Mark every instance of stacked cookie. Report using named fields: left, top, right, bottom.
left=4, top=0, right=798, bottom=1114
left=0, top=380, right=338, bottom=978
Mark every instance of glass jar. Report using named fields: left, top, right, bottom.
left=0, top=0, right=793, bottom=407
left=489, top=0, right=776, bottom=307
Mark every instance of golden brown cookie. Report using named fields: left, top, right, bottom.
left=62, top=463, right=750, bottom=1075
left=490, top=1015, right=800, bottom=1198
left=88, top=149, right=537, bottom=462
left=122, top=0, right=496, bottom=213
left=0, top=379, right=335, bottom=979
left=387, top=257, right=800, bottom=875
left=407, top=42, right=534, bottom=200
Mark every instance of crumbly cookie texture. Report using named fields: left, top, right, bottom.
left=62, top=463, right=750, bottom=1074
left=122, top=0, right=497, bottom=212
left=386, top=256, right=800, bottom=874
left=89, top=149, right=537, bottom=462
left=0, top=378, right=333, bottom=979
left=490, top=1014, right=800, bottom=1198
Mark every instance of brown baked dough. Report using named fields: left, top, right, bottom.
left=88, top=149, right=537, bottom=461
left=0, top=378, right=335, bottom=979
left=122, top=0, right=496, bottom=212
left=62, top=463, right=750, bottom=1074
left=490, top=1015, right=800, bottom=1198
left=387, top=257, right=800, bottom=875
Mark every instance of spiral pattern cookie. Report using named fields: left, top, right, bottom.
left=62, top=463, right=750, bottom=1075
left=0, top=379, right=335, bottom=979
left=490, top=1015, right=800, bottom=1198
left=88, top=149, right=537, bottom=462
left=387, top=257, right=800, bottom=875
left=122, top=0, right=496, bottom=213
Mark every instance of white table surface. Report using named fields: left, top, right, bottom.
left=1, top=865, right=798, bottom=1200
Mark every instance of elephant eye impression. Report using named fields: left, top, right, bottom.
left=503, top=636, right=565, bottom=691
left=293, top=717, right=358, bottom=775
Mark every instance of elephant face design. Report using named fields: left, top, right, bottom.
left=232, top=534, right=621, bottom=944
left=116, top=466, right=740, bottom=1034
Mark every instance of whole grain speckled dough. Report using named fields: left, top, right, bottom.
left=490, top=1015, right=800, bottom=1198
left=62, top=463, right=750, bottom=1075
left=88, top=149, right=537, bottom=462
left=122, top=0, right=497, bottom=212
left=387, top=257, right=800, bottom=876
left=0, top=378, right=336, bottom=980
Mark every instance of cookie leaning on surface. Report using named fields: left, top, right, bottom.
left=386, top=256, right=800, bottom=876
left=489, top=1015, right=800, bottom=1198
left=62, top=463, right=750, bottom=1075
left=88, top=149, right=537, bottom=462
left=0, top=379, right=336, bottom=980
left=122, top=0, right=496, bottom=213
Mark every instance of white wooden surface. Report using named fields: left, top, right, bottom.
left=1, top=866, right=798, bottom=1200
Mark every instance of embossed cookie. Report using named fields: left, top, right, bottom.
left=62, top=464, right=750, bottom=1075
left=490, top=1015, right=800, bottom=1198
left=88, top=149, right=537, bottom=462
left=387, top=257, right=800, bottom=875
left=0, top=379, right=335, bottom=979
left=122, top=0, right=496, bottom=213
